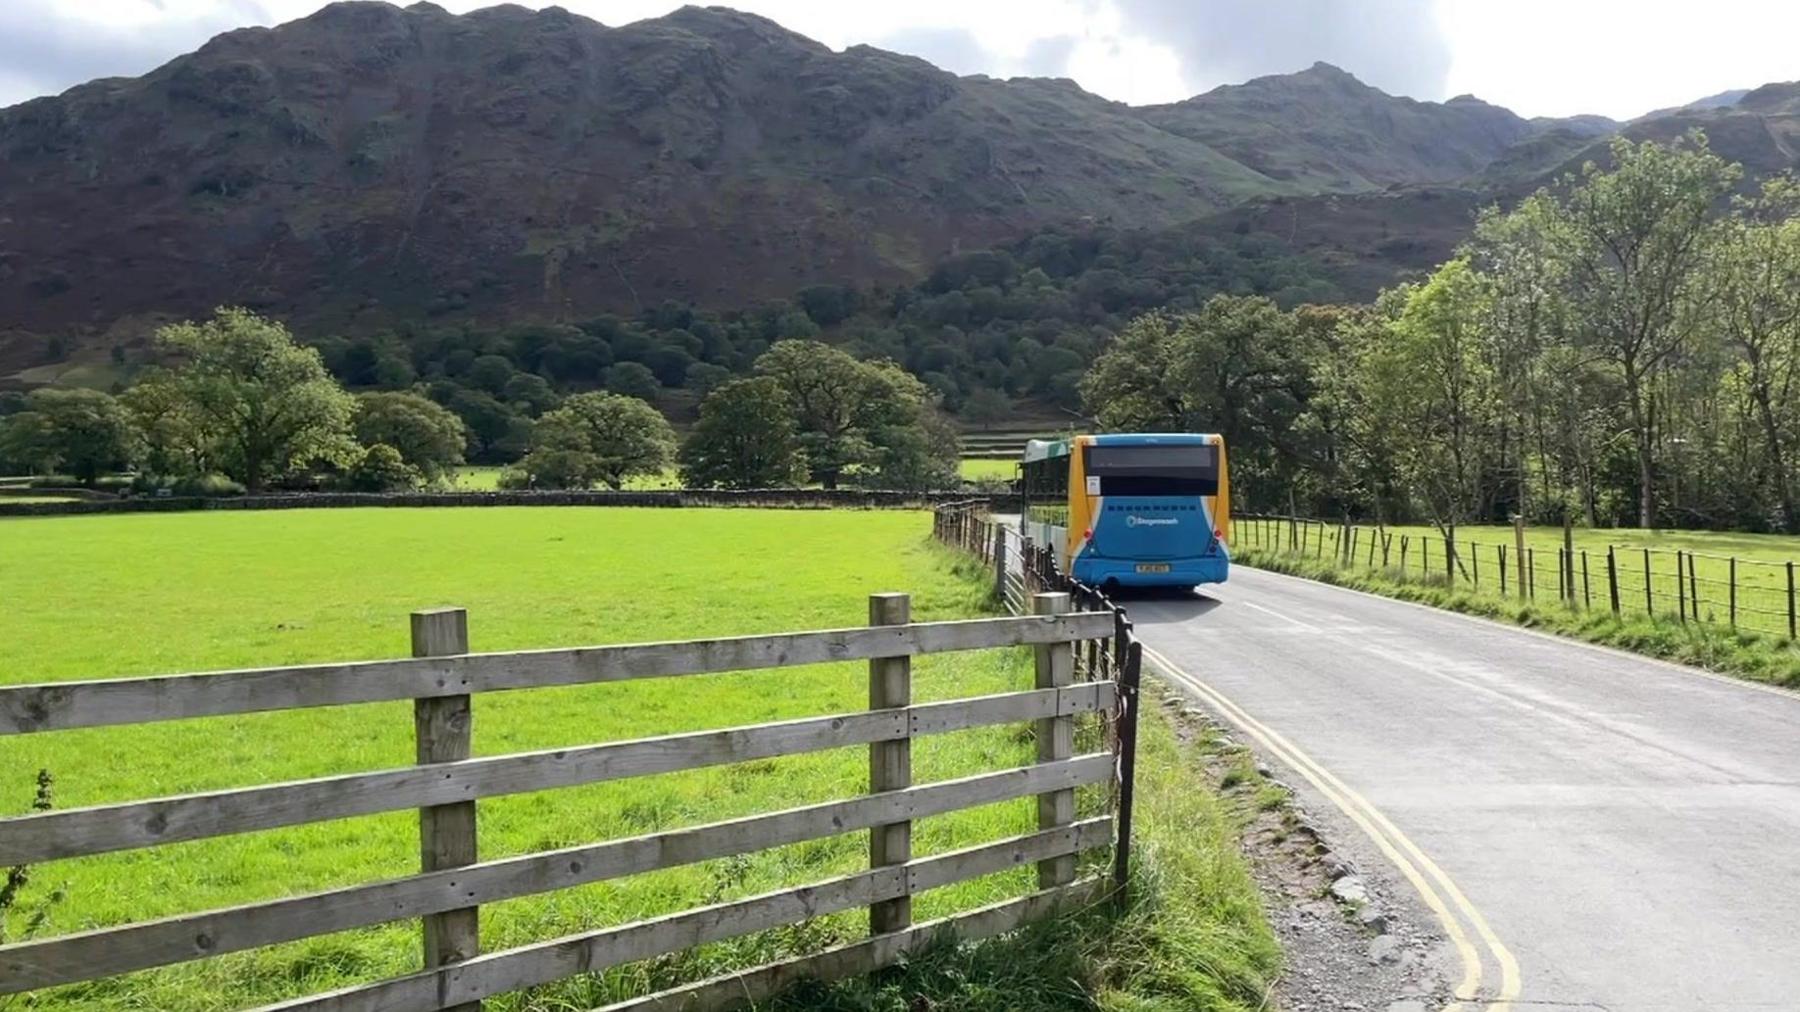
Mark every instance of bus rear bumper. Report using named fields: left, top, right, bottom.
left=1072, top=555, right=1230, bottom=587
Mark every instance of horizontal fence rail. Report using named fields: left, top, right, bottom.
left=1238, top=513, right=1800, bottom=643
left=0, top=592, right=1130, bottom=1010
left=0, top=612, right=1110, bottom=735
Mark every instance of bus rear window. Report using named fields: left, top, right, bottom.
left=1084, top=443, right=1218, bottom=496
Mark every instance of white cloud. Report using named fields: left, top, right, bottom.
left=1439, top=0, right=1800, bottom=120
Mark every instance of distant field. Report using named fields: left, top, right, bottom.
left=449, top=465, right=680, bottom=490
left=0, top=509, right=1092, bottom=1008
left=0, top=495, right=79, bottom=503
left=1242, top=517, right=1800, bottom=636
left=958, top=457, right=1016, bottom=481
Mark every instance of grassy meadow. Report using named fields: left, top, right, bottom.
left=1, top=507, right=1276, bottom=1010
left=958, top=457, right=1017, bottom=481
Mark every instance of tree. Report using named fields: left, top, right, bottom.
left=1360, top=260, right=1497, bottom=539
left=753, top=341, right=875, bottom=489
left=679, top=377, right=805, bottom=489
left=353, top=392, right=466, bottom=483
left=1714, top=177, right=1800, bottom=532
left=603, top=362, right=661, bottom=401
left=1079, top=297, right=1308, bottom=501
left=1547, top=134, right=1739, bottom=527
left=0, top=388, right=134, bottom=483
left=121, top=370, right=211, bottom=477
left=343, top=443, right=421, bottom=491
left=515, top=392, right=676, bottom=490
left=153, top=308, right=357, bottom=491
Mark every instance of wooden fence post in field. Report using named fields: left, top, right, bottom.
left=1316, top=522, right=1324, bottom=559
left=1033, top=592, right=1076, bottom=888
left=1644, top=549, right=1654, bottom=617
left=1368, top=531, right=1377, bottom=569
left=1729, top=557, right=1738, bottom=627
left=992, top=525, right=1008, bottom=603
left=1513, top=515, right=1528, bottom=600
left=1563, top=516, right=1575, bottom=605
left=867, top=592, right=913, bottom=935
left=410, top=607, right=479, bottom=1007
left=1556, top=548, right=1566, bottom=602
left=1422, top=537, right=1431, bottom=579
left=1689, top=552, right=1701, bottom=621
left=1677, top=552, right=1687, bottom=623
left=1607, top=546, right=1621, bottom=615
left=1499, top=544, right=1508, bottom=595
left=1582, top=550, right=1591, bottom=609
left=1527, top=548, right=1536, bottom=599
left=1400, top=535, right=1409, bottom=575
left=1789, top=561, right=1797, bottom=640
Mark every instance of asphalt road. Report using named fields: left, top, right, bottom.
left=1129, top=565, right=1800, bottom=1012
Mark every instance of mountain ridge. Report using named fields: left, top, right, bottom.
left=1, top=1, right=1796, bottom=382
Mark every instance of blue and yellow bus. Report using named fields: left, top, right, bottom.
left=1021, top=433, right=1230, bottom=589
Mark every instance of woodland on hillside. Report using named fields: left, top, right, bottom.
left=1083, top=134, right=1800, bottom=534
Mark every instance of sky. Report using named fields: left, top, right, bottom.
left=1, top=0, right=1796, bottom=120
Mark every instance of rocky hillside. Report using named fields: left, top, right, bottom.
left=2, top=0, right=1798, bottom=375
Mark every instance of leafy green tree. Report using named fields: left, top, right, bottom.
left=0, top=388, right=134, bottom=483
left=679, top=377, right=805, bottom=489
left=1546, top=134, right=1739, bottom=527
left=1715, top=177, right=1800, bottom=532
left=1358, top=260, right=1497, bottom=538
left=353, top=392, right=466, bottom=483
left=515, top=392, right=676, bottom=490
left=604, top=362, right=662, bottom=401
left=342, top=443, right=422, bottom=491
left=753, top=341, right=874, bottom=489
left=121, top=370, right=211, bottom=478
left=0, top=409, right=59, bottom=476
left=153, top=308, right=357, bottom=491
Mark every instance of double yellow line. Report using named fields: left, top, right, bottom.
left=1141, top=644, right=1521, bottom=1011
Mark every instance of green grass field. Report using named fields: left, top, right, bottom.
left=1, top=508, right=1275, bottom=1009
left=958, top=458, right=1017, bottom=481
left=1241, top=518, right=1800, bottom=638
left=449, top=466, right=682, bottom=491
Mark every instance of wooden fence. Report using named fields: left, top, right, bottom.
left=0, top=596, right=1137, bottom=1009
left=1241, top=514, right=1800, bottom=642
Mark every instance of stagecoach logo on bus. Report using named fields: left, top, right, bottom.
left=1126, top=515, right=1179, bottom=527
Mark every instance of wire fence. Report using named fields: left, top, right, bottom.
left=1237, top=514, right=1800, bottom=643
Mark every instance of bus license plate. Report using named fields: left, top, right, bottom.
left=1136, top=563, right=1171, bottom=574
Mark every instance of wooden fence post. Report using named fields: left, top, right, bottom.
left=1689, top=552, right=1700, bottom=621
left=1400, top=536, right=1409, bottom=575
left=1607, top=546, right=1620, bottom=615
left=992, top=525, right=1008, bottom=604
left=1788, top=561, right=1796, bottom=640
left=1563, top=516, right=1575, bottom=605
left=1644, top=549, right=1654, bottom=616
left=411, top=607, right=479, bottom=1008
left=1513, top=514, right=1528, bottom=600
left=1499, top=544, right=1508, bottom=595
left=1581, top=550, right=1591, bottom=609
left=1033, top=592, right=1075, bottom=888
left=867, top=592, right=912, bottom=935
left=1677, top=552, right=1687, bottom=623
left=1729, top=557, right=1738, bottom=627
left=1527, top=548, right=1535, bottom=600
left=1422, top=537, right=1431, bottom=578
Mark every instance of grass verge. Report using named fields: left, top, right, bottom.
left=1239, top=548, right=1800, bottom=688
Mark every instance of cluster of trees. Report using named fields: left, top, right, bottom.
left=1083, top=133, right=1800, bottom=534
left=0, top=311, right=960, bottom=494
left=0, top=309, right=472, bottom=493
left=300, top=219, right=1340, bottom=433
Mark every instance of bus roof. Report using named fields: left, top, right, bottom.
left=1024, top=433, right=1221, bottom=462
